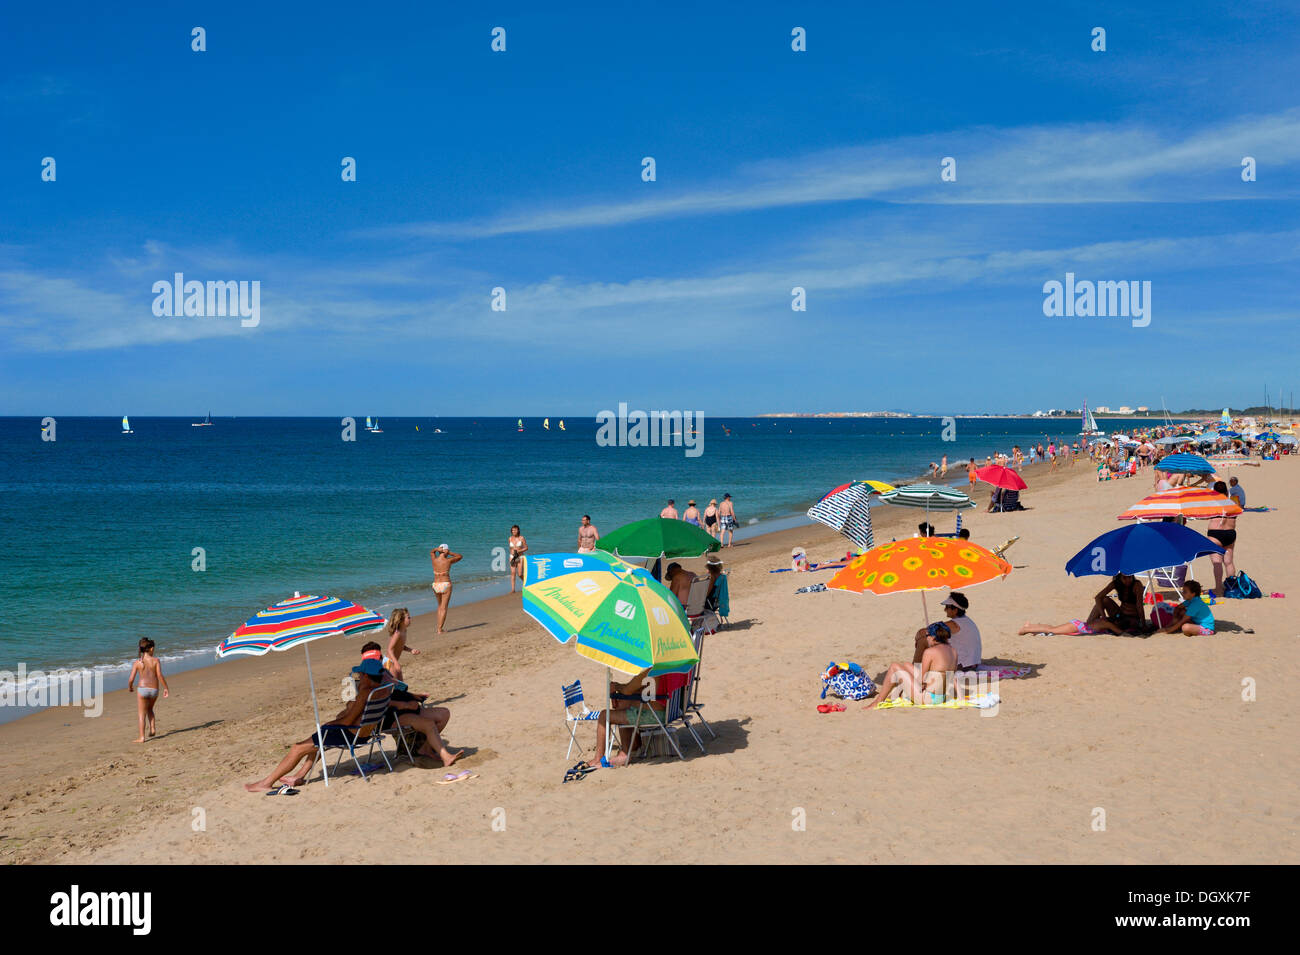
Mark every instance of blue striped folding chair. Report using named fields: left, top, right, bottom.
left=561, top=680, right=602, bottom=759
left=617, top=674, right=702, bottom=763
left=319, top=682, right=396, bottom=781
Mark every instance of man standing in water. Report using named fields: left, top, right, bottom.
left=718, top=493, right=738, bottom=547
left=429, top=543, right=462, bottom=634
left=577, top=514, right=599, bottom=553
left=660, top=499, right=679, bottom=520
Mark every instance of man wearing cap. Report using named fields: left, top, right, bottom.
left=942, top=592, right=982, bottom=672
left=429, top=543, right=463, bottom=634
left=911, top=592, right=980, bottom=671
left=243, top=644, right=462, bottom=791
left=352, top=645, right=463, bottom=768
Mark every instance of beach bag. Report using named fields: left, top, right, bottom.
left=820, top=662, right=875, bottom=700
left=1223, top=572, right=1262, bottom=599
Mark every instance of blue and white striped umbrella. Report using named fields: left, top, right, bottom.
left=807, top=481, right=876, bottom=551
left=1156, top=452, right=1215, bottom=475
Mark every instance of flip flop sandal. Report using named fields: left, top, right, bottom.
left=437, top=770, right=478, bottom=785
left=265, top=785, right=299, bottom=796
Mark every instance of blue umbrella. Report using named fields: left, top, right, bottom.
left=1218, top=430, right=1241, bottom=438
left=1156, top=452, right=1215, bottom=475
left=1065, top=523, right=1222, bottom=578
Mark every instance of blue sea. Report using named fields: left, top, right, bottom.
left=0, top=415, right=1164, bottom=694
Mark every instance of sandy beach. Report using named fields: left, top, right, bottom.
left=2, top=456, right=1296, bottom=865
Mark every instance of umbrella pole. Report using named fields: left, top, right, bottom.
left=605, top=667, right=613, bottom=762
left=921, top=590, right=931, bottom=625
left=304, top=643, right=329, bottom=787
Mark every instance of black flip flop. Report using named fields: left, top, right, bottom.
left=265, top=785, right=299, bottom=796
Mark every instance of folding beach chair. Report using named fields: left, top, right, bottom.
left=1144, top=564, right=1187, bottom=602
left=684, top=576, right=709, bottom=620
left=319, top=682, right=396, bottom=781
left=561, top=679, right=602, bottom=759
left=683, top=627, right=716, bottom=741
left=615, top=673, right=703, bottom=763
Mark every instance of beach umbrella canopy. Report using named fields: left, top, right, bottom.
left=521, top=550, right=698, bottom=677
left=862, top=480, right=896, bottom=494
left=974, top=465, right=1027, bottom=491
left=807, top=481, right=877, bottom=551
left=876, top=483, right=976, bottom=514
left=595, top=517, right=720, bottom=562
left=217, top=593, right=385, bottom=787
left=217, top=594, right=385, bottom=656
left=1118, top=488, right=1243, bottom=521
left=1065, top=523, right=1223, bottom=577
left=827, top=537, right=1011, bottom=623
left=1156, top=453, right=1215, bottom=475
left=1156, top=435, right=1192, bottom=445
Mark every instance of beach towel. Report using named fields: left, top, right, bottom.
left=768, top=562, right=848, bottom=573
left=876, top=693, right=1001, bottom=710
left=795, top=583, right=828, bottom=594
left=976, top=665, right=1031, bottom=679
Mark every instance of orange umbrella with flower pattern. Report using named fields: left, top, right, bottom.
left=827, top=537, right=1012, bottom=623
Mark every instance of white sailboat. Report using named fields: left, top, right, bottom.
left=371, top=418, right=383, bottom=433
left=558, top=419, right=565, bottom=431
left=1079, top=401, right=1104, bottom=437
left=365, top=416, right=375, bottom=431
left=191, top=411, right=213, bottom=427
left=121, top=415, right=133, bottom=434
left=517, top=418, right=524, bottom=432
left=543, top=418, right=550, bottom=431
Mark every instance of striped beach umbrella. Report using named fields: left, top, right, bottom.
left=877, top=483, right=976, bottom=513
left=1117, top=488, right=1242, bottom=521
left=827, top=537, right=1011, bottom=624
left=521, top=551, right=698, bottom=677
left=217, top=593, right=385, bottom=787
left=807, top=481, right=877, bottom=551
left=217, top=594, right=385, bottom=656
left=1155, top=452, right=1215, bottom=475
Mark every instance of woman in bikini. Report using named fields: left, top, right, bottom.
left=429, top=544, right=462, bottom=634
left=507, top=524, right=527, bottom=593
left=127, top=638, right=170, bottom=743
left=1206, top=481, right=1238, bottom=593
left=864, top=622, right=957, bottom=709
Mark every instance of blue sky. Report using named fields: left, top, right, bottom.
left=2, top=2, right=1298, bottom=416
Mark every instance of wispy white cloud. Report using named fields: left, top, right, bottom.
left=356, top=108, right=1300, bottom=240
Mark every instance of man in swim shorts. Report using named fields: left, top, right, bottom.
left=577, top=514, right=599, bottom=553
left=718, top=493, right=738, bottom=546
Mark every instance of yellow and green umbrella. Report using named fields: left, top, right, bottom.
left=521, top=550, right=698, bottom=677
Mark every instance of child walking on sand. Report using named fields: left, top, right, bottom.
left=385, top=607, right=418, bottom=681
left=127, top=638, right=169, bottom=743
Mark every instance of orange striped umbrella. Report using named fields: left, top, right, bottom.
left=828, top=537, right=1012, bottom=622
left=1118, top=488, right=1242, bottom=521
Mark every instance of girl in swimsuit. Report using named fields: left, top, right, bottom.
left=1206, top=481, right=1238, bottom=592
left=127, top=638, right=169, bottom=743
left=508, top=525, right=527, bottom=593
left=385, top=608, right=417, bottom=681
left=865, top=622, right=957, bottom=709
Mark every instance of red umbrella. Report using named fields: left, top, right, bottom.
left=975, top=465, right=1027, bottom=491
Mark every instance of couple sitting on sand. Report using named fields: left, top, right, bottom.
left=244, top=643, right=462, bottom=792
left=1020, top=576, right=1215, bottom=637
left=864, top=593, right=982, bottom=709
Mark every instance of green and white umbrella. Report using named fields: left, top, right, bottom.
left=877, top=483, right=976, bottom=517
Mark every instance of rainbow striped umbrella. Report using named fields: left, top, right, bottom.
left=217, top=593, right=385, bottom=787
left=522, top=551, right=698, bottom=677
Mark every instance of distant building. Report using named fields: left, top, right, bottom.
left=1095, top=406, right=1111, bottom=413
left=1137, top=406, right=1149, bottom=413
left=1118, top=406, right=1133, bottom=414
